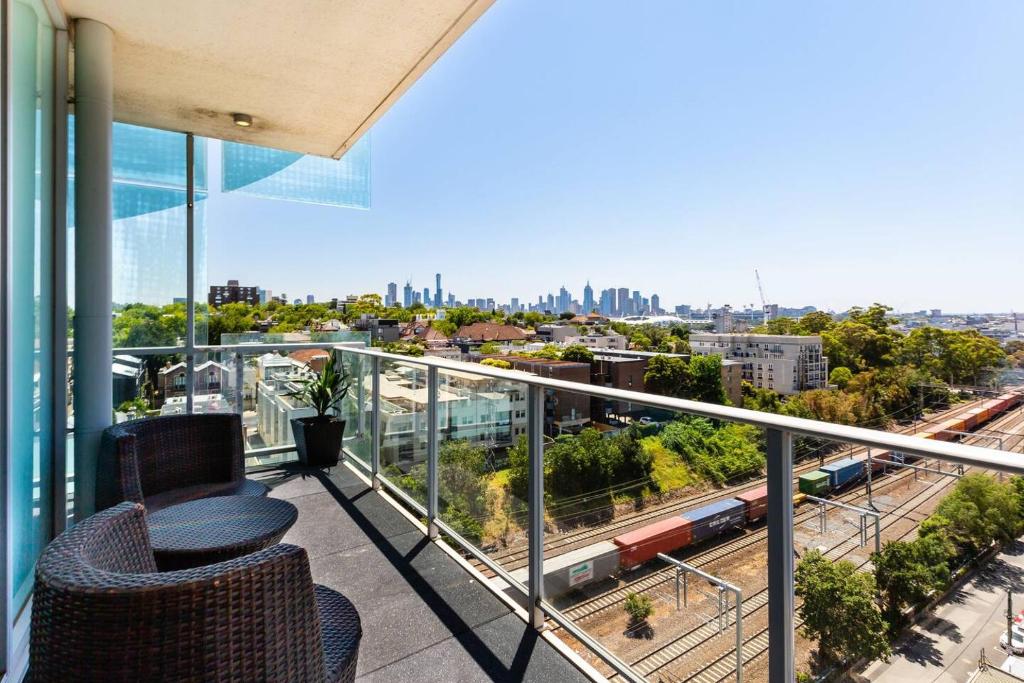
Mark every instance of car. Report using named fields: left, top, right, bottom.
left=1000, top=628, right=1024, bottom=655
left=638, top=417, right=653, bottom=425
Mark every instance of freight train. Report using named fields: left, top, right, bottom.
left=495, top=392, right=1022, bottom=599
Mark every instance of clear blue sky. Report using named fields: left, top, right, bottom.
left=206, top=0, right=1024, bottom=314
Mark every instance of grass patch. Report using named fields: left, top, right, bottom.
left=644, top=436, right=693, bottom=493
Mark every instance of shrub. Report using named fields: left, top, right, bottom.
left=624, top=592, right=653, bottom=625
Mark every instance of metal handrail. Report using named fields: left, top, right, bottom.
left=337, top=344, right=1024, bottom=475
left=337, top=343, right=1023, bottom=683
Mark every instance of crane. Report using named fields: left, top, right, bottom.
left=755, top=269, right=772, bottom=322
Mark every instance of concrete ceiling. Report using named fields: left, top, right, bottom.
left=60, top=0, right=493, bottom=158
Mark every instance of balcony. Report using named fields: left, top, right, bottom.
left=253, top=463, right=593, bottom=681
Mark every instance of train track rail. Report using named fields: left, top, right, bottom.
left=663, top=407, right=1024, bottom=683
left=478, top=399, right=992, bottom=575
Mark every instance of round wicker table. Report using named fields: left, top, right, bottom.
left=147, top=495, right=298, bottom=571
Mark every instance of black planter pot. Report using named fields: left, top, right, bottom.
left=290, top=416, right=346, bottom=467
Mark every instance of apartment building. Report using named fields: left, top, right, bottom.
left=375, top=366, right=529, bottom=465
left=208, top=279, right=260, bottom=306
left=689, top=333, right=828, bottom=395
left=564, top=332, right=629, bottom=350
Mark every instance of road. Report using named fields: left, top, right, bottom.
left=862, top=540, right=1024, bottom=682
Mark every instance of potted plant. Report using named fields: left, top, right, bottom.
left=288, top=350, right=350, bottom=467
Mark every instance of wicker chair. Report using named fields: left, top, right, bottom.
left=31, top=502, right=361, bottom=683
left=97, top=414, right=268, bottom=513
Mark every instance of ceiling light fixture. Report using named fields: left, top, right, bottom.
left=232, top=113, right=253, bottom=128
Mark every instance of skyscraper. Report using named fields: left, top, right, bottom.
left=403, top=281, right=413, bottom=308
left=632, top=290, right=642, bottom=316
left=386, top=282, right=398, bottom=307
left=434, top=273, right=443, bottom=308
left=599, top=289, right=614, bottom=316
left=546, top=293, right=555, bottom=312
left=511, top=297, right=519, bottom=313
left=651, top=293, right=661, bottom=315
left=423, top=287, right=431, bottom=305
left=306, top=294, right=315, bottom=305
left=557, top=286, right=570, bottom=314
left=616, top=288, right=630, bottom=317
left=582, top=281, right=594, bottom=314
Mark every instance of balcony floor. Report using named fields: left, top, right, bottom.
left=253, top=462, right=594, bottom=682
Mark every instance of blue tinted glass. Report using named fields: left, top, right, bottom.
left=222, top=135, right=370, bottom=208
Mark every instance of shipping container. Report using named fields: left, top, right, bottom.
left=799, top=471, right=830, bottom=496
left=820, top=458, right=863, bottom=489
left=539, top=540, right=620, bottom=596
left=964, top=408, right=984, bottom=430
left=614, top=517, right=692, bottom=570
left=681, top=499, right=746, bottom=545
left=736, top=485, right=768, bottom=523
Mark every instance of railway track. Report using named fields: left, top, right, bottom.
left=628, top=439, right=986, bottom=680
left=478, top=399, right=991, bottom=576
left=660, top=407, right=1024, bottom=683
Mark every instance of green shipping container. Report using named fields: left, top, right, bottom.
left=799, top=471, right=830, bottom=496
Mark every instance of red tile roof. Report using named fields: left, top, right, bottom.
left=455, top=322, right=528, bottom=342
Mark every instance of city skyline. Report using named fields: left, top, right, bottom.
left=205, top=1, right=1024, bottom=313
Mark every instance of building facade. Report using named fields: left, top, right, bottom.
left=689, top=333, right=828, bottom=394
left=208, top=279, right=260, bottom=306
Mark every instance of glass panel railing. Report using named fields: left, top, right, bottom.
left=340, top=350, right=372, bottom=469
left=375, top=356, right=430, bottom=512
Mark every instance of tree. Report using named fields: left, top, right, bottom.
left=828, top=366, right=853, bottom=389
left=688, top=354, right=727, bottom=404
left=561, top=344, right=595, bottom=363
left=644, top=355, right=688, bottom=397
left=798, top=311, right=834, bottom=334
left=480, top=358, right=511, bottom=369
left=624, top=592, right=653, bottom=625
left=872, top=535, right=952, bottom=625
left=921, top=474, right=1022, bottom=554
left=445, top=306, right=490, bottom=329
left=478, top=341, right=501, bottom=355
left=741, top=382, right=783, bottom=413
left=795, top=550, right=891, bottom=664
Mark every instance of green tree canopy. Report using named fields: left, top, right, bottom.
left=644, top=355, right=688, bottom=397
left=872, top=535, right=952, bottom=624
left=561, top=344, right=595, bottom=364
left=795, top=550, right=891, bottom=663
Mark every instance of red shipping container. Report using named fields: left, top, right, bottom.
left=614, top=517, right=693, bottom=570
left=735, top=485, right=768, bottom=523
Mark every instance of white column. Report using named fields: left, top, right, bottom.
left=72, top=19, right=114, bottom=520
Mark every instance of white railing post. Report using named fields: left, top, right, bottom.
left=371, top=355, right=381, bottom=490
left=766, top=428, right=794, bottom=683
left=427, top=366, right=439, bottom=539
left=527, top=384, right=546, bottom=629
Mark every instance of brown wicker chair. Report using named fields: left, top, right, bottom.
left=97, top=413, right=268, bottom=513
left=31, top=502, right=361, bottom=683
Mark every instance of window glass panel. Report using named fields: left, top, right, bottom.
left=10, top=0, right=55, bottom=610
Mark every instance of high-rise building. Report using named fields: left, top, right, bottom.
left=423, top=287, right=431, bottom=305
left=651, top=294, right=661, bottom=315
left=403, top=281, right=413, bottom=308
left=413, top=291, right=422, bottom=305
left=546, top=294, right=555, bottom=312
left=306, top=294, right=314, bottom=305
left=208, top=279, right=260, bottom=307
left=447, top=293, right=456, bottom=307
left=386, top=282, right=398, bottom=307
left=511, top=297, right=519, bottom=313
left=582, top=281, right=594, bottom=314
left=434, top=273, right=442, bottom=308
left=632, top=291, right=642, bottom=316
left=616, top=288, right=630, bottom=317
left=557, top=286, right=570, bottom=314
left=599, top=289, right=615, bottom=317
